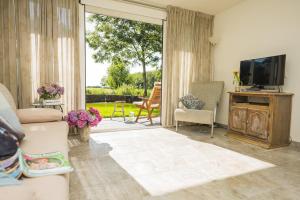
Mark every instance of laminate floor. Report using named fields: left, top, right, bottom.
left=69, top=126, right=300, bottom=200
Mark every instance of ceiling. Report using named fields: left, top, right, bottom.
left=129, top=0, right=243, bottom=15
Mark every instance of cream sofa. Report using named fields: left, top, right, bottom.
left=0, top=84, right=69, bottom=200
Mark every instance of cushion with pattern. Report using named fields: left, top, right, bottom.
left=179, top=94, right=205, bottom=110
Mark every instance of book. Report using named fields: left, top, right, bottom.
left=0, top=150, right=22, bottom=181
left=18, top=149, right=73, bottom=178
left=0, top=172, right=21, bottom=186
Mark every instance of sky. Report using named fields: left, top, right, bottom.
left=85, top=13, right=161, bottom=87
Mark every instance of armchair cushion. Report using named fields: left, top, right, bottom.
left=174, top=108, right=214, bottom=124
left=17, top=108, right=63, bottom=124
left=179, top=94, right=205, bottom=110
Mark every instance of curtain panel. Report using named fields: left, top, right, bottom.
left=162, top=6, right=213, bottom=127
left=0, top=0, right=81, bottom=111
left=0, top=0, right=19, bottom=104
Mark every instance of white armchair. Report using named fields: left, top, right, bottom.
left=174, top=81, right=224, bottom=137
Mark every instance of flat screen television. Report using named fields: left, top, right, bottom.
left=240, top=54, right=286, bottom=87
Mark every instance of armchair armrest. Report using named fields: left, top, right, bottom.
left=177, top=98, right=185, bottom=109
left=136, top=97, right=150, bottom=107
left=17, top=108, right=63, bottom=124
left=138, top=97, right=149, bottom=101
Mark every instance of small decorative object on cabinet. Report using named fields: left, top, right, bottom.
left=227, top=92, right=293, bottom=148
left=65, top=107, right=102, bottom=142
left=232, top=71, right=241, bottom=92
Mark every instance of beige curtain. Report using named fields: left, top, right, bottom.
left=0, top=0, right=19, bottom=104
left=0, top=0, right=81, bottom=111
left=162, top=6, right=213, bottom=127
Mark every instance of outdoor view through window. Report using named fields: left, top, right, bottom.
left=85, top=12, right=162, bottom=127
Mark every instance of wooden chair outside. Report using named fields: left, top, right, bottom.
left=134, top=82, right=161, bottom=125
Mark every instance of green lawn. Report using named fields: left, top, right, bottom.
left=86, top=102, right=160, bottom=118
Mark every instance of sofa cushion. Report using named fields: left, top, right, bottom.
left=17, top=108, right=63, bottom=124
left=20, top=121, right=69, bottom=157
left=0, top=83, right=17, bottom=111
left=0, top=93, right=25, bottom=141
left=0, top=175, right=69, bottom=200
left=174, top=108, right=214, bottom=124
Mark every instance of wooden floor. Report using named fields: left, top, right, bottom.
left=69, top=126, right=300, bottom=200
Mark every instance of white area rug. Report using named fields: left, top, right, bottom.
left=90, top=128, right=274, bottom=196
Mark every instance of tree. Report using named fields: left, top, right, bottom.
left=86, top=14, right=162, bottom=96
left=100, top=76, right=107, bottom=87
left=128, top=70, right=162, bottom=89
left=106, top=58, right=129, bottom=89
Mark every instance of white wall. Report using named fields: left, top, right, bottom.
left=213, top=0, right=300, bottom=141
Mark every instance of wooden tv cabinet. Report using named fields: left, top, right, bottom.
left=227, top=91, right=293, bottom=148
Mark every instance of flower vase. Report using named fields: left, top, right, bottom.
left=235, top=85, right=241, bottom=92
left=78, top=126, right=90, bottom=142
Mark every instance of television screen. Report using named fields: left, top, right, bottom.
left=240, top=55, right=286, bottom=86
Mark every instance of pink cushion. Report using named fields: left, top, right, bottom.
left=17, top=108, right=63, bottom=124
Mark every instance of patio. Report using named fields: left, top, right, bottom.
left=91, top=117, right=161, bottom=133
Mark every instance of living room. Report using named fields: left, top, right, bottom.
left=1, top=0, right=300, bottom=200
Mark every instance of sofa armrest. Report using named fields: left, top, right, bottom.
left=17, top=108, right=63, bottom=124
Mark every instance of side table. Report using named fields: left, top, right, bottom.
left=32, top=102, right=64, bottom=113
left=111, top=101, right=126, bottom=121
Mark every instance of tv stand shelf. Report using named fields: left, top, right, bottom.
left=232, top=91, right=293, bottom=96
left=232, top=103, right=269, bottom=110
left=227, top=91, right=293, bottom=148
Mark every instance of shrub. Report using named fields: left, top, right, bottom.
left=127, top=70, right=161, bottom=89
left=114, top=85, right=149, bottom=96
left=86, top=88, right=114, bottom=95
left=85, top=86, right=151, bottom=97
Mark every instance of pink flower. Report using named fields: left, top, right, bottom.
left=65, top=108, right=102, bottom=129
left=77, top=120, right=87, bottom=128
left=90, top=118, right=99, bottom=127
left=45, top=86, right=55, bottom=94
left=68, top=111, right=78, bottom=122
left=37, top=83, right=64, bottom=98
left=78, top=111, right=89, bottom=121
left=89, top=107, right=102, bottom=123
left=89, top=107, right=98, bottom=114
left=57, top=87, right=64, bottom=95
left=96, top=114, right=102, bottom=122
left=37, top=86, right=45, bottom=95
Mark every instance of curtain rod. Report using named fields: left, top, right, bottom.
left=121, top=0, right=166, bottom=10
left=79, top=0, right=166, bottom=11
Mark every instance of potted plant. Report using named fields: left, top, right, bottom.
left=65, top=108, right=102, bottom=142
left=37, top=83, right=64, bottom=104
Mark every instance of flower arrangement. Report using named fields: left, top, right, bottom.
left=37, top=83, right=64, bottom=100
left=233, top=71, right=241, bottom=86
left=233, top=71, right=241, bottom=92
left=65, top=107, right=102, bottom=129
